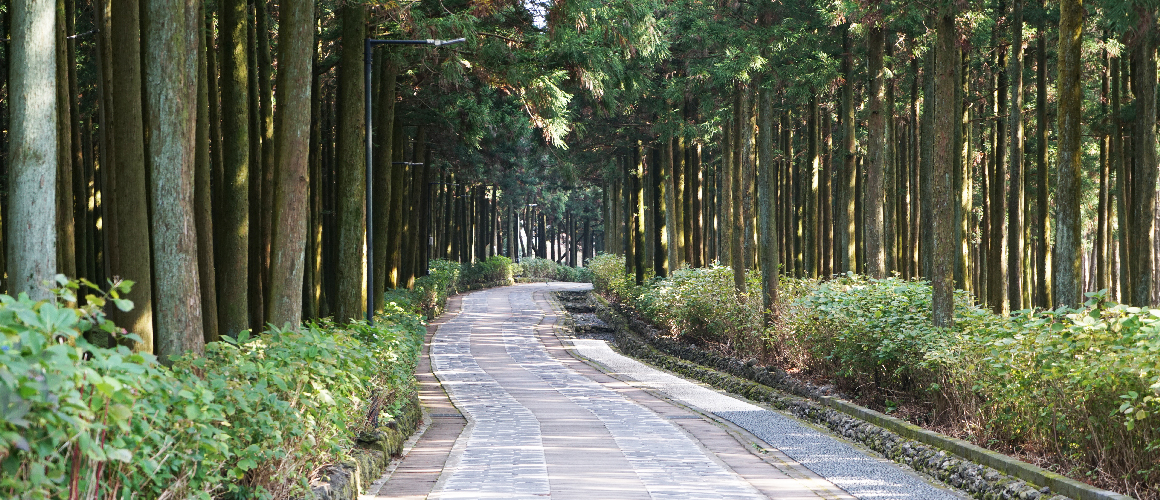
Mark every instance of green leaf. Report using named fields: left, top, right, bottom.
left=109, top=404, right=132, bottom=422
left=113, top=298, right=134, bottom=312
left=106, top=448, right=132, bottom=462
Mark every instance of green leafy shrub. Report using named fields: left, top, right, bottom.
left=460, top=256, right=515, bottom=288
left=1, top=279, right=427, bottom=500
left=790, top=277, right=1159, bottom=493
left=637, top=264, right=762, bottom=349
left=515, top=257, right=589, bottom=283
left=0, top=279, right=228, bottom=499
left=592, top=256, right=1158, bottom=494
left=412, top=259, right=462, bottom=317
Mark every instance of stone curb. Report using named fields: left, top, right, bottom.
left=586, top=291, right=1136, bottom=500
left=308, top=393, right=423, bottom=500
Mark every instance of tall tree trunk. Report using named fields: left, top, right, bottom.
left=884, top=40, right=897, bottom=275
left=727, top=87, right=744, bottom=292
left=1112, top=49, right=1129, bottom=302
left=839, top=26, right=856, bottom=273
left=990, top=46, right=1009, bottom=314
left=370, top=59, right=397, bottom=310
left=266, top=0, right=312, bottom=328
left=740, top=85, right=756, bottom=276
left=144, top=0, right=204, bottom=361
left=195, top=0, right=218, bottom=342
left=665, top=138, right=680, bottom=270
left=821, top=104, right=833, bottom=278
left=865, top=26, right=886, bottom=278
left=246, top=3, right=263, bottom=328
left=1053, top=0, right=1083, bottom=308
left=54, top=0, right=74, bottom=279
left=9, top=0, right=58, bottom=300
left=110, top=0, right=154, bottom=348
left=722, top=116, right=734, bottom=272
left=334, top=3, right=366, bottom=321
left=218, top=0, right=249, bottom=335
left=304, top=41, right=323, bottom=319
left=633, top=145, right=646, bottom=284
left=1130, top=25, right=1157, bottom=306
left=386, top=125, right=405, bottom=288
left=1035, top=14, right=1050, bottom=307
left=1096, top=49, right=1110, bottom=294
left=758, top=85, right=779, bottom=324
left=256, top=0, right=274, bottom=322
left=932, top=11, right=957, bottom=326
left=920, top=43, right=936, bottom=279
left=955, top=49, right=970, bottom=292
left=652, top=145, right=669, bottom=277
left=805, top=94, right=819, bottom=277
left=1008, top=0, right=1025, bottom=310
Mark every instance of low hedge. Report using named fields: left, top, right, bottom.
left=412, top=256, right=517, bottom=317
left=0, top=279, right=426, bottom=500
left=513, top=257, right=592, bottom=283
left=587, top=254, right=1159, bottom=499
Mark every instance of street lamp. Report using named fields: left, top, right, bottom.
left=365, top=37, right=465, bottom=323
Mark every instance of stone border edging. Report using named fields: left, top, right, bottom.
left=586, top=291, right=1136, bottom=500
left=308, top=393, right=423, bottom=500
left=818, top=397, right=1132, bottom=500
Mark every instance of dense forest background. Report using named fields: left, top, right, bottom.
left=0, top=0, right=1158, bottom=355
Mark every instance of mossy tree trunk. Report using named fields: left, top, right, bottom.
left=333, top=3, right=366, bottom=321
left=143, top=0, right=204, bottom=361
left=1052, top=0, right=1083, bottom=308
left=864, top=25, right=886, bottom=278
left=932, top=11, right=958, bottom=327
left=266, top=0, right=313, bottom=328
left=218, top=0, right=250, bottom=335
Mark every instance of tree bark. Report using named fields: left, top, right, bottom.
left=1129, top=26, right=1157, bottom=307
left=1112, top=50, right=1129, bottom=302
left=195, top=0, right=218, bottom=343
left=386, top=124, right=405, bottom=289
left=370, top=57, right=397, bottom=306
left=839, top=26, right=856, bottom=274
left=758, top=85, right=779, bottom=323
left=266, top=0, right=313, bottom=328
left=1008, top=0, right=1025, bottom=310
left=1035, top=14, right=1050, bottom=307
left=726, top=90, right=743, bottom=291
left=1052, top=0, right=1083, bottom=308
left=920, top=42, right=935, bottom=279
left=805, top=94, right=819, bottom=277
left=933, top=11, right=957, bottom=326
left=256, top=0, right=274, bottom=323
left=110, top=0, right=154, bottom=348
left=144, top=0, right=204, bottom=361
left=334, top=3, right=367, bottom=321
left=633, top=145, right=646, bottom=284
left=9, top=0, right=58, bottom=300
left=218, top=0, right=249, bottom=335
left=865, top=26, right=886, bottom=278
left=54, top=0, right=74, bottom=279
left=990, top=46, right=1009, bottom=314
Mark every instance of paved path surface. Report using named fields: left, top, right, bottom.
left=371, top=283, right=966, bottom=499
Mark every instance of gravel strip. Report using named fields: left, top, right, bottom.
left=570, top=339, right=967, bottom=500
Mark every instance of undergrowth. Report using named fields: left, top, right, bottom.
left=0, top=278, right=427, bottom=500
left=588, top=253, right=1159, bottom=499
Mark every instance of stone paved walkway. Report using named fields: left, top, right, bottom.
left=371, top=283, right=957, bottom=499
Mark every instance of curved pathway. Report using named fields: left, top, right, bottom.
left=371, top=283, right=966, bottom=500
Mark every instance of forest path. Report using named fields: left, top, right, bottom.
left=367, top=283, right=963, bottom=500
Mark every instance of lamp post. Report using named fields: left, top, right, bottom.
left=365, top=37, right=465, bottom=323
